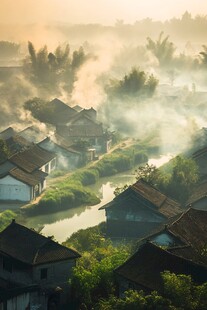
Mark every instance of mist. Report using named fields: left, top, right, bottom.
left=1, top=9, right=207, bottom=156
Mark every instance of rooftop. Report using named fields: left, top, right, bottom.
left=0, top=221, right=80, bottom=265
left=100, top=179, right=181, bottom=218
left=115, top=242, right=207, bottom=292
left=9, top=145, right=56, bottom=173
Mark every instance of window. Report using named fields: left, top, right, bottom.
left=3, top=258, right=12, bottom=273
left=40, top=268, right=48, bottom=280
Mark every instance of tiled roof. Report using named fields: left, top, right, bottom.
left=167, top=208, right=207, bottom=252
left=9, top=145, right=56, bottom=173
left=168, top=245, right=207, bottom=266
left=9, top=168, right=46, bottom=186
left=186, top=180, right=207, bottom=206
left=47, top=98, right=77, bottom=124
left=39, top=137, right=80, bottom=155
left=0, top=221, right=80, bottom=265
left=0, top=127, right=16, bottom=140
left=0, top=162, right=47, bottom=186
left=100, top=179, right=181, bottom=218
left=5, top=135, right=32, bottom=155
left=115, top=242, right=207, bottom=292
left=18, top=126, right=48, bottom=144
left=67, top=124, right=103, bottom=137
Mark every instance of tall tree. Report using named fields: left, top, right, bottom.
left=146, top=32, right=176, bottom=67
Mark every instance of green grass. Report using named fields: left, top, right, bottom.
left=23, top=143, right=149, bottom=215
left=0, top=210, right=17, bottom=231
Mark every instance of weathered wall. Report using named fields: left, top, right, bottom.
left=33, top=259, right=76, bottom=287
left=0, top=175, right=31, bottom=201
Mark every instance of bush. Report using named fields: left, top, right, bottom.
left=0, top=210, right=17, bottom=231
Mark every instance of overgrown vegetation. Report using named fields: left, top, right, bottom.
left=133, top=155, right=199, bottom=204
left=64, top=223, right=132, bottom=307
left=0, top=139, right=10, bottom=164
left=0, top=210, right=17, bottom=231
left=64, top=224, right=207, bottom=309
left=94, top=272, right=207, bottom=310
left=22, top=144, right=148, bottom=215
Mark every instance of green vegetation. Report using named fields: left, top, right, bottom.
left=0, top=139, right=10, bottom=164
left=107, top=67, right=158, bottom=99
left=64, top=224, right=131, bottom=306
left=22, top=144, right=148, bottom=215
left=64, top=224, right=207, bottom=309
left=95, top=272, right=207, bottom=310
left=133, top=155, right=199, bottom=204
left=23, top=41, right=87, bottom=96
left=0, top=210, right=16, bottom=231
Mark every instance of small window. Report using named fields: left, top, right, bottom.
left=40, top=268, right=48, bottom=280
left=3, top=258, right=12, bottom=273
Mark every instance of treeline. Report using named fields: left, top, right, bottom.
left=57, top=12, right=207, bottom=44
left=0, top=41, right=20, bottom=59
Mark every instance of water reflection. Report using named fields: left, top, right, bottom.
left=25, top=173, right=136, bottom=242
left=24, top=154, right=172, bottom=242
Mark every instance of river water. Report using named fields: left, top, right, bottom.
left=24, top=154, right=172, bottom=242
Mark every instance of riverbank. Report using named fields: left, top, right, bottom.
left=21, top=141, right=150, bottom=216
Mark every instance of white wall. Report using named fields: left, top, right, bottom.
left=0, top=175, right=31, bottom=201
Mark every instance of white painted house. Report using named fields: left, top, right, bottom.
left=0, top=145, right=56, bottom=202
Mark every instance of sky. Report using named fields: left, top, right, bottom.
left=1, top=0, right=207, bottom=25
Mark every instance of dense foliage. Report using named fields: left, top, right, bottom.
left=0, top=210, right=17, bottom=231
left=64, top=224, right=132, bottom=307
left=107, top=67, right=158, bottom=99
left=95, top=272, right=207, bottom=310
left=115, top=155, right=199, bottom=204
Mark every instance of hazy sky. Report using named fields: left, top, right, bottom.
left=1, top=0, right=207, bottom=25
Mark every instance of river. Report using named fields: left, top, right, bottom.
left=24, top=154, right=172, bottom=242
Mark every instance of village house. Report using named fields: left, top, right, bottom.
left=186, top=180, right=207, bottom=210
left=0, top=145, right=56, bottom=202
left=38, top=135, right=82, bottom=170
left=137, top=208, right=207, bottom=265
left=17, top=125, right=52, bottom=144
left=100, top=179, right=182, bottom=238
left=45, top=98, right=78, bottom=126
left=0, top=126, right=17, bottom=140
left=0, top=220, right=80, bottom=309
left=56, top=108, right=112, bottom=154
left=192, top=146, right=207, bottom=179
left=5, top=135, right=32, bottom=156
left=115, top=241, right=207, bottom=297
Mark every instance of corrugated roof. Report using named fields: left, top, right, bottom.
left=0, top=221, right=80, bottom=265
left=115, top=242, right=207, bottom=291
